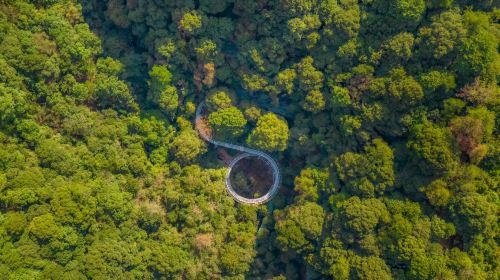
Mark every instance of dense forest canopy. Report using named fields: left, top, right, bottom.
left=0, top=0, right=499, bottom=279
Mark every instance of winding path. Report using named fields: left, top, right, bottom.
left=195, top=102, right=281, bottom=205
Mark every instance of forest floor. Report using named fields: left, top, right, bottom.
left=229, top=156, right=273, bottom=198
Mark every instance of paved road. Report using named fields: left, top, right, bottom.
left=195, top=102, right=281, bottom=205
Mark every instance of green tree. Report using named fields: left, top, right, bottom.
left=205, top=88, right=233, bottom=111
left=392, top=0, right=426, bottom=28
left=407, top=121, right=459, bottom=175
left=303, top=90, right=326, bottom=112
left=148, top=65, right=179, bottom=115
left=149, top=65, right=173, bottom=96
left=382, top=32, right=415, bottom=63
left=454, top=11, right=498, bottom=81
left=294, top=168, right=332, bottom=202
left=295, top=56, right=324, bottom=92
left=2, top=212, right=27, bottom=236
left=170, top=129, right=207, bottom=165
left=208, top=106, right=247, bottom=139
left=426, top=0, right=453, bottom=9
left=450, top=192, right=498, bottom=238
left=247, top=113, right=289, bottom=152
left=419, top=70, right=456, bottom=101
left=178, top=11, right=203, bottom=35
left=421, top=179, right=452, bottom=207
left=195, top=39, right=218, bottom=62
left=416, top=10, right=466, bottom=61
left=275, top=68, right=297, bottom=95
left=320, top=0, right=361, bottom=40
left=220, top=243, right=254, bottom=276
left=94, top=74, right=137, bottom=112
left=334, top=196, right=391, bottom=243
left=28, top=213, right=61, bottom=242
left=281, top=0, right=317, bottom=16
left=351, top=255, right=392, bottom=280
left=336, top=139, right=395, bottom=197
left=275, top=202, right=325, bottom=254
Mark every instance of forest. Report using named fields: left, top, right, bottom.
left=0, top=0, right=498, bottom=279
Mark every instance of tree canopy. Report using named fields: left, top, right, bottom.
left=0, top=0, right=498, bottom=279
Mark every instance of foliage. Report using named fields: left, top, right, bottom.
left=247, top=113, right=289, bottom=152
left=208, top=106, right=247, bottom=139
left=0, top=0, right=498, bottom=279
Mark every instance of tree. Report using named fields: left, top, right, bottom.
left=2, top=212, right=27, bottom=236
left=350, top=255, right=392, bottom=280
left=336, top=139, right=395, bottom=198
left=157, top=85, right=179, bottom=116
left=199, top=0, right=231, bottom=14
left=339, top=115, right=362, bottom=136
left=336, top=197, right=390, bottom=240
left=454, top=11, right=498, bottom=81
left=275, top=68, right=297, bottom=95
left=382, top=32, right=414, bottom=63
left=391, top=0, right=426, bottom=28
left=275, top=202, right=325, bottom=254
left=195, top=39, right=218, bottom=62
left=246, top=113, right=289, bottom=152
left=82, top=237, right=143, bottom=279
left=219, top=243, right=254, bottom=276
left=96, top=57, right=123, bottom=76
left=147, top=242, right=191, bottom=278
left=50, top=183, right=97, bottom=230
left=457, top=78, right=499, bottom=106
left=148, top=65, right=179, bottom=115
left=286, top=15, right=321, bottom=45
left=450, top=192, right=498, bottom=238
left=302, top=90, right=325, bottom=112
left=243, top=106, right=261, bottom=122
left=170, top=129, right=207, bottom=165
left=426, top=0, right=453, bottom=8
left=205, top=88, right=233, bottom=111
left=442, top=98, right=465, bottom=121
left=416, top=10, right=466, bottom=61
left=149, top=65, right=173, bottom=96
left=178, top=11, right=203, bottom=35
left=450, top=107, right=495, bottom=163
left=421, top=179, right=451, bottom=207
left=93, top=74, right=138, bottom=112
left=407, top=121, right=459, bottom=175
left=385, top=68, right=424, bottom=108
left=241, top=72, right=269, bottom=93
left=281, top=0, right=317, bottom=17
left=408, top=251, right=453, bottom=280
left=0, top=85, right=29, bottom=127
left=208, top=106, right=247, bottom=139
left=294, top=168, right=332, bottom=202
left=419, top=70, right=456, bottom=101
left=320, top=0, right=360, bottom=40
left=28, top=213, right=60, bottom=242
left=295, top=56, right=324, bottom=92
left=329, top=86, right=351, bottom=108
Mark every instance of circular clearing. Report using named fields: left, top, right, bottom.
left=229, top=156, right=273, bottom=198
left=226, top=153, right=280, bottom=205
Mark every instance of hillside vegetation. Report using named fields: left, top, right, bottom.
left=0, top=1, right=499, bottom=279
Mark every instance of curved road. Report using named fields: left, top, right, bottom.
left=195, top=102, right=281, bottom=205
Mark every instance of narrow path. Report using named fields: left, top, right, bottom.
left=195, top=102, right=281, bottom=205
